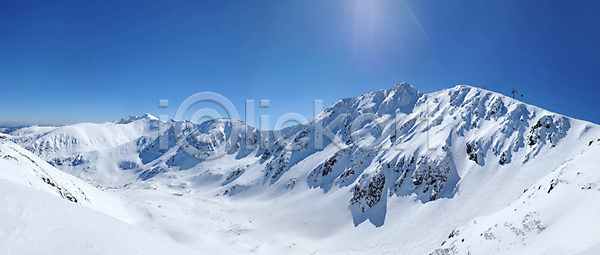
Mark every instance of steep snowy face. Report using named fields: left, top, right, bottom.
left=7, top=84, right=595, bottom=228
left=0, top=134, right=130, bottom=219
left=431, top=138, right=600, bottom=255
left=0, top=134, right=205, bottom=254
left=0, top=134, right=90, bottom=203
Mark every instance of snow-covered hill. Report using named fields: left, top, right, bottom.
left=9, top=114, right=161, bottom=186
left=0, top=134, right=206, bottom=254
left=0, top=134, right=126, bottom=216
left=6, top=83, right=600, bottom=254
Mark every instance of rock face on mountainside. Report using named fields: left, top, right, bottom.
left=7, top=83, right=594, bottom=227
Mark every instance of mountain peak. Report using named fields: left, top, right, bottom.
left=113, top=113, right=158, bottom=124
left=389, top=82, right=417, bottom=91
left=380, top=82, right=423, bottom=114
left=141, top=113, right=158, bottom=120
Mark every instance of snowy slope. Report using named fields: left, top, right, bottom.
left=7, top=83, right=600, bottom=254
left=0, top=179, right=206, bottom=254
left=431, top=138, right=600, bottom=255
left=0, top=134, right=129, bottom=218
left=0, top=134, right=206, bottom=254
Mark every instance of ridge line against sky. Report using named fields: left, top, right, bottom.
left=1, top=0, right=599, bottom=126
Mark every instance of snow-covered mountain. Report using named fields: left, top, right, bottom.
left=5, top=83, right=600, bottom=254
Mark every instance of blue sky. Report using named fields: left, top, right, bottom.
left=1, top=0, right=599, bottom=126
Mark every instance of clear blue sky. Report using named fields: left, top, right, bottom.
left=1, top=0, right=599, bottom=126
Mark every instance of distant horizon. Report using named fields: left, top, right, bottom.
left=2, top=82, right=599, bottom=127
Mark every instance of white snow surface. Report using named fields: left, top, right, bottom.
left=0, top=135, right=203, bottom=254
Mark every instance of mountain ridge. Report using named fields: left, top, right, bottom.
left=8, top=84, right=596, bottom=222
